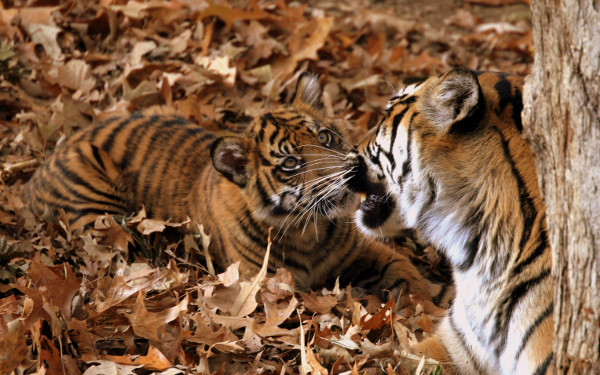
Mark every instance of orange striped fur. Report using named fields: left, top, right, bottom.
left=347, top=68, right=553, bottom=374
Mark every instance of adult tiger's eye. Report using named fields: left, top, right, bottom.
left=317, top=129, right=333, bottom=146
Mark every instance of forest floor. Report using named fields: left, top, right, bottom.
left=0, top=0, right=532, bottom=374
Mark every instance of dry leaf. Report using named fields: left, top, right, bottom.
left=126, top=293, right=188, bottom=361
left=45, top=59, right=96, bottom=92
left=82, top=360, right=141, bottom=375
left=0, top=320, right=28, bottom=374
left=22, top=23, right=63, bottom=60
left=229, top=235, right=271, bottom=317
left=102, top=345, right=172, bottom=371
left=301, top=291, right=338, bottom=315
left=197, top=0, right=271, bottom=28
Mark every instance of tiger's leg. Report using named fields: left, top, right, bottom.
left=436, top=309, right=493, bottom=375
left=412, top=335, right=460, bottom=375
left=342, top=240, right=437, bottom=304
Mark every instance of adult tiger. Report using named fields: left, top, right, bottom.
left=346, top=68, right=553, bottom=374
left=20, top=73, right=437, bottom=301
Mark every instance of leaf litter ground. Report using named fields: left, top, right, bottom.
left=0, top=0, right=532, bottom=373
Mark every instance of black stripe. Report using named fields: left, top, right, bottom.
left=494, top=77, right=512, bottom=115
left=313, top=223, right=354, bottom=265
left=63, top=205, right=123, bottom=217
left=40, top=184, right=127, bottom=226
left=234, top=215, right=268, bottom=250
left=242, top=209, right=269, bottom=241
left=533, top=353, right=553, bottom=375
left=515, top=303, right=553, bottom=363
left=512, top=220, right=549, bottom=276
left=272, top=249, right=311, bottom=275
left=179, top=128, right=215, bottom=163
left=91, top=144, right=106, bottom=171
left=459, top=233, right=482, bottom=271
left=457, top=199, right=485, bottom=271
left=493, top=269, right=551, bottom=356
left=118, top=116, right=161, bottom=170
left=151, top=127, right=201, bottom=204
left=449, top=83, right=485, bottom=134
left=230, top=236, right=264, bottom=270
left=378, top=258, right=403, bottom=280
left=268, top=123, right=280, bottom=145
left=512, top=86, right=524, bottom=132
left=263, top=171, right=279, bottom=197
left=424, top=177, right=437, bottom=210
left=53, top=158, right=126, bottom=207
left=496, top=129, right=538, bottom=270
left=100, top=112, right=144, bottom=151
left=76, top=146, right=112, bottom=184
left=272, top=167, right=291, bottom=184
left=432, top=283, right=449, bottom=306
left=260, top=155, right=272, bottom=166
left=167, top=128, right=215, bottom=205
left=254, top=172, right=273, bottom=208
left=137, top=119, right=186, bottom=203
left=341, top=257, right=378, bottom=287
left=399, top=96, right=417, bottom=105
left=398, top=117, right=413, bottom=185
left=200, top=132, right=217, bottom=143
left=381, top=277, right=409, bottom=293
left=448, top=311, right=485, bottom=373
left=86, top=119, right=113, bottom=142
left=388, top=107, right=409, bottom=168
left=135, top=118, right=186, bottom=178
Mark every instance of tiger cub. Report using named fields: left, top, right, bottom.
left=346, top=68, right=553, bottom=374
left=20, top=73, right=436, bottom=301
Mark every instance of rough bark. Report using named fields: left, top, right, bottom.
left=522, top=0, right=600, bottom=373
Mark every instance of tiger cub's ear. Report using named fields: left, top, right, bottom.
left=420, top=67, right=485, bottom=134
left=211, top=136, right=250, bottom=187
left=291, top=72, right=322, bottom=109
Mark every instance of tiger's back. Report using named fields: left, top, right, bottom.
left=21, top=112, right=217, bottom=229
left=348, top=68, right=553, bottom=374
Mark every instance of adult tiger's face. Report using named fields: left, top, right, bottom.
left=211, top=73, right=358, bottom=230
left=347, top=68, right=522, bottom=238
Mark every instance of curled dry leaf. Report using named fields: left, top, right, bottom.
left=95, top=267, right=180, bottom=313
left=102, top=345, right=172, bottom=372
left=197, top=0, right=271, bottom=28
left=21, top=23, right=63, bottom=60
left=82, top=360, right=142, bottom=375
left=125, top=293, right=188, bottom=362
left=300, top=291, right=338, bottom=315
left=45, top=59, right=96, bottom=93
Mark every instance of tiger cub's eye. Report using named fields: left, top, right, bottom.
left=317, top=129, right=333, bottom=147
left=282, top=156, right=300, bottom=170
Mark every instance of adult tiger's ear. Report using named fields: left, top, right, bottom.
left=211, top=136, right=250, bottom=187
left=420, top=67, right=485, bottom=134
left=291, top=72, right=322, bottom=109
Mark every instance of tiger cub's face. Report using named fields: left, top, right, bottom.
left=347, top=68, right=524, bottom=238
left=211, top=73, right=358, bottom=230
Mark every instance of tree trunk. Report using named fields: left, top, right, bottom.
left=522, top=0, right=600, bottom=373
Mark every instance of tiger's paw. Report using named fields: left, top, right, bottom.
left=412, top=336, right=459, bottom=375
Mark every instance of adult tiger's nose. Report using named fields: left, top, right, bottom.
left=344, top=153, right=368, bottom=193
